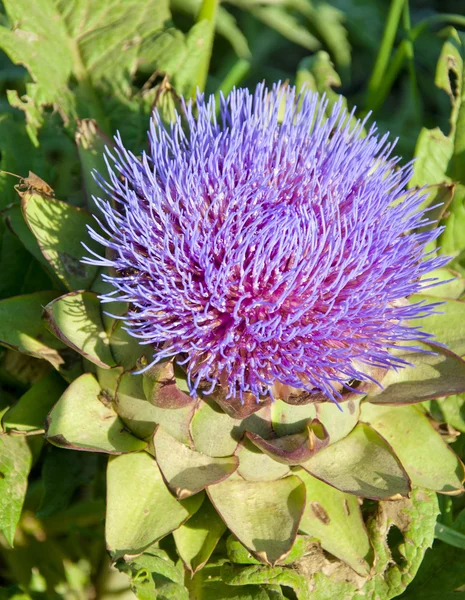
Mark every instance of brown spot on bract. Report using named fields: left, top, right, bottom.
left=311, top=501, right=330, bottom=524
left=344, top=499, right=351, bottom=516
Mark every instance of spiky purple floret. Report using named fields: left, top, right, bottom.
left=84, top=84, right=447, bottom=402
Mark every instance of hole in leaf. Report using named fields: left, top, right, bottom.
left=387, top=524, right=405, bottom=566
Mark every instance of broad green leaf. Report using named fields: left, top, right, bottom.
left=207, top=475, right=306, bottom=566
left=0, top=0, right=175, bottom=140
left=0, top=349, right=55, bottom=389
left=434, top=28, right=465, bottom=181
left=170, top=0, right=251, bottom=59
left=427, top=394, right=465, bottom=433
left=4, top=204, right=58, bottom=273
left=115, top=372, right=159, bottom=440
left=409, top=127, right=453, bottom=189
left=421, top=267, right=465, bottom=299
left=45, top=373, right=147, bottom=454
left=220, top=562, right=310, bottom=600
left=438, top=184, right=465, bottom=273
left=173, top=497, right=227, bottom=574
left=75, top=119, right=113, bottom=212
left=191, top=400, right=272, bottom=457
left=119, top=549, right=189, bottom=600
left=153, top=425, right=239, bottom=498
left=0, top=434, right=33, bottom=546
left=226, top=534, right=307, bottom=567
left=295, top=468, right=372, bottom=576
left=295, top=1, right=350, bottom=76
left=288, top=488, right=438, bottom=600
left=22, top=192, right=100, bottom=291
left=365, top=343, right=465, bottom=405
left=236, top=437, right=290, bottom=482
left=37, top=446, right=98, bottom=517
left=2, top=371, right=67, bottom=433
left=239, top=3, right=320, bottom=52
left=399, top=507, right=465, bottom=598
left=361, top=403, right=464, bottom=494
left=296, top=52, right=358, bottom=131
left=301, top=423, right=411, bottom=499
left=0, top=222, right=55, bottom=300
left=0, top=292, right=75, bottom=375
left=435, top=522, right=465, bottom=549
left=43, top=292, right=116, bottom=368
left=106, top=452, right=198, bottom=559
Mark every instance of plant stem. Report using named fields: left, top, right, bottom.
left=366, top=0, right=406, bottom=109
left=368, top=12, right=465, bottom=114
left=194, top=0, right=220, bottom=96
left=215, top=58, right=251, bottom=99
left=402, top=0, right=421, bottom=118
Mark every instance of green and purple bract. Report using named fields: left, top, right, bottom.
left=85, top=84, right=446, bottom=402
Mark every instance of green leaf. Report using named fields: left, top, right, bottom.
left=43, top=291, right=116, bottom=368
left=226, top=534, right=308, bottom=567
left=3, top=204, right=58, bottom=274
left=286, top=488, right=439, bottom=600
left=409, top=127, right=453, bottom=189
left=106, top=451, right=200, bottom=559
left=434, top=28, right=465, bottom=181
left=207, top=475, right=306, bottom=566
left=438, top=184, right=465, bottom=273
left=0, top=0, right=175, bottom=139
left=75, top=119, right=113, bottom=213
left=240, top=3, right=320, bottom=52
left=37, top=445, right=98, bottom=517
left=153, top=425, right=239, bottom=498
left=220, top=563, right=311, bottom=600
left=0, top=222, right=55, bottom=300
left=435, top=522, right=465, bottom=549
left=21, top=192, right=100, bottom=291
left=361, top=403, right=464, bottom=494
left=173, top=496, right=227, bottom=574
left=301, top=423, right=411, bottom=499
left=45, top=373, right=147, bottom=454
left=0, top=434, right=33, bottom=546
left=427, top=394, right=465, bottom=433
left=399, top=507, right=465, bottom=598
left=365, top=343, right=465, bottom=405
left=117, top=548, right=189, bottom=600
left=2, top=371, right=67, bottom=433
left=0, top=292, right=77, bottom=378
left=294, top=468, right=372, bottom=576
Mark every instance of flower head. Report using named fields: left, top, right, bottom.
left=86, top=84, right=446, bottom=402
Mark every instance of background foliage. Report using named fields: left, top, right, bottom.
left=1, top=0, right=465, bottom=598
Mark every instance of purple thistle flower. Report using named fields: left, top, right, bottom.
left=85, top=83, right=447, bottom=403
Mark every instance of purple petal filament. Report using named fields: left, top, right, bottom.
left=85, top=84, right=447, bottom=402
